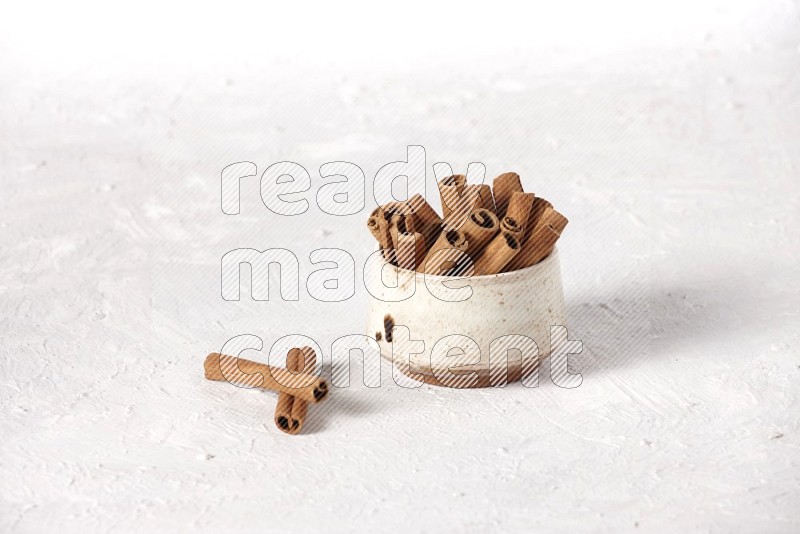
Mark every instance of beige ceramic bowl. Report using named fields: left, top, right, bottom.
left=365, top=247, right=567, bottom=388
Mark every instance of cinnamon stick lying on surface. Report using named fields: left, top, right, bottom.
left=204, top=353, right=328, bottom=404
left=492, top=172, right=523, bottom=219
left=287, top=347, right=317, bottom=435
left=472, top=231, right=521, bottom=275
left=274, top=380, right=295, bottom=433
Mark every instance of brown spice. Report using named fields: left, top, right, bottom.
left=492, top=172, right=523, bottom=218
left=472, top=231, right=521, bottom=275
left=204, top=353, right=328, bottom=403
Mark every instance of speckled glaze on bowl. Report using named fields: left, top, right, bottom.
left=365, top=247, right=567, bottom=388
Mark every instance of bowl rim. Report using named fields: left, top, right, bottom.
left=375, top=246, right=561, bottom=286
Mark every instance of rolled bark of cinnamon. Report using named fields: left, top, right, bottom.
left=393, top=202, right=424, bottom=230
left=441, top=181, right=488, bottom=229
left=471, top=231, right=521, bottom=275
left=492, top=172, right=523, bottom=218
left=464, top=184, right=495, bottom=214
left=533, top=207, right=568, bottom=235
left=461, top=208, right=500, bottom=261
left=438, top=174, right=466, bottom=218
left=388, top=212, right=410, bottom=252
left=505, top=192, right=536, bottom=234
left=504, top=208, right=568, bottom=271
left=516, top=197, right=552, bottom=246
left=521, top=197, right=553, bottom=243
left=396, top=231, right=426, bottom=271
left=440, top=175, right=482, bottom=229
left=407, top=194, right=442, bottom=228
left=407, top=193, right=443, bottom=246
left=274, top=388, right=294, bottom=433
left=204, top=353, right=328, bottom=403
left=381, top=202, right=417, bottom=244
left=500, top=216, right=523, bottom=239
left=504, top=223, right=562, bottom=271
left=287, top=347, right=317, bottom=434
left=387, top=201, right=431, bottom=255
left=443, top=188, right=484, bottom=229
left=421, top=228, right=469, bottom=276
left=367, top=207, right=393, bottom=261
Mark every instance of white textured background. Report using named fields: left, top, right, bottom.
left=2, top=1, right=799, bottom=532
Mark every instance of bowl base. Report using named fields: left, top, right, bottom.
left=384, top=349, right=544, bottom=389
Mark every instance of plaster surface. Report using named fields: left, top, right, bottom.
left=1, top=3, right=799, bottom=532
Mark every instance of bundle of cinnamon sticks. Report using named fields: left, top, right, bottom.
left=203, top=348, right=327, bottom=435
left=367, top=172, right=568, bottom=275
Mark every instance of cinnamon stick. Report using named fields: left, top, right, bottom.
left=274, top=388, right=294, bottom=433
left=504, top=208, right=568, bottom=271
left=287, top=347, right=317, bottom=434
left=504, top=223, right=562, bottom=271
left=204, top=353, right=328, bottom=403
left=533, top=207, right=568, bottom=235
left=500, top=216, right=523, bottom=238
left=407, top=193, right=443, bottom=246
left=437, top=174, right=466, bottom=218
left=464, top=184, right=495, bottom=214
left=407, top=193, right=442, bottom=228
left=367, top=207, right=393, bottom=261
left=472, top=231, right=521, bottom=275
left=387, top=212, right=409, bottom=253
left=521, top=197, right=553, bottom=243
left=421, top=228, right=469, bottom=276
left=440, top=175, right=488, bottom=230
left=492, top=172, right=523, bottom=218
left=391, top=201, right=423, bottom=230
left=461, top=208, right=500, bottom=261
left=396, top=231, right=427, bottom=271
left=505, top=192, right=536, bottom=234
